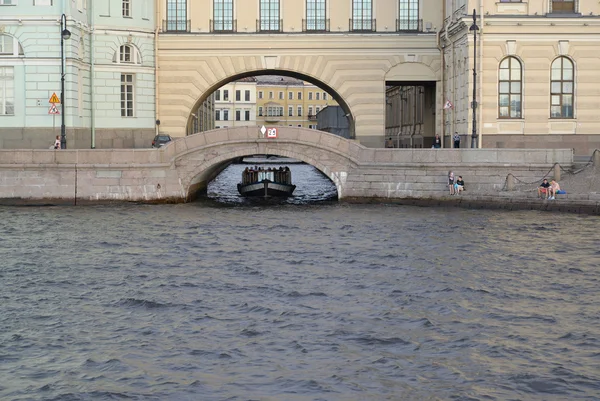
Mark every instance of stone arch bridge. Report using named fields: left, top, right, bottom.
left=0, top=127, right=572, bottom=204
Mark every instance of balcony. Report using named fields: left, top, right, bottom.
left=303, top=18, right=330, bottom=32
left=265, top=115, right=281, bottom=123
left=210, top=19, right=237, bottom=33
left=162, top=19, right=191, bottom=33
left=308, top=114, right=317, bottom=121
left=396, top=19, right=423, bottom=32
left=349, top=19, right=376, bottom=32
left=257, top=19, right=283, bottom=33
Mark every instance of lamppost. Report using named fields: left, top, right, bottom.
left=60, top=14, right=71, bottom=149
left=469, top=9, right=479, bottom=149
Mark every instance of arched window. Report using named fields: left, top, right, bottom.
left=550, top=57, right=574, bottom=118
left=0, top=34, right=25, bottom=57
left=498, top=57, right=522, bottom=118
left=114, top=44, right=141, bottom=64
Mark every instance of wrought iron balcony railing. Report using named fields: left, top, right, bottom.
left=162, top=19, right=191, bottom=33
left=396, top=19, right=423, bottom=32
left=302, top=18, right=330, bottom=32
left=349, top=18, right=376, bottom=32
left=210, top=19, right=237, bottom=33
left=257, top=19, right=283, bottom=33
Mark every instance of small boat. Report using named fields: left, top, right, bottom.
left=237, top=166, right=296, bottom=197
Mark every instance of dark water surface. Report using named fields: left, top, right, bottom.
left=1, top=164, right=599, bottom=401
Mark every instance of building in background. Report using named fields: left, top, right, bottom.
left=213, top=78, right=257, bottom=129
left=0, top=0, right=157, bottom=149
left=442, top=0, right=600, bottom=154
left=316, top=105, right=350, bottom=139
left=255, top=75, right=336, bottom=129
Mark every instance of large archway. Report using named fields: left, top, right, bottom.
left=157, top=34, right=442, bottom=148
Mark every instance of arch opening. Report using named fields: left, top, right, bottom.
left=184, top=69, right=355, bottom=140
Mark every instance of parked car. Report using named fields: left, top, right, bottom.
left=152, top=134, right=172, bottom=148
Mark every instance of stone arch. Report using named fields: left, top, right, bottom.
left=385, top=62, right=438, bottom=82
left=183, top=69, right=356, bottom=138
left=166, top=126, right=361, bottom=200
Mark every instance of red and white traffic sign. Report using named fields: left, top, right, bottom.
left=266, top=127, right=278, bottom=138
left=48, top=104, right=60, bottom=115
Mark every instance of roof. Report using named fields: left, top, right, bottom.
left=255, top=75, right=305, bottom=86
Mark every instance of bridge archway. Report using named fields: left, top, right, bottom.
left=157, top=35, right=442, bottom=148
left=185, top=69, right=356, bottom=140
left=167, top=126, right=361, bottom=200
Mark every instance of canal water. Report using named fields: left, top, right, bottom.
left=1, top=163, right=599, bottom=400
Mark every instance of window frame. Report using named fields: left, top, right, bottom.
left=122, top=0, right=131, bottom=17
left=166, top=0, right=188, bottom=32
left=550, top=56, right=575, bottom=119
left=305, top=0, right=327, bottom=31
left=213, top=0, right=234, bottom=32
left=497, top=56, right=523, bottom=119
left=259, top=0, right=281, bottom=32
left=352, top=0, right=373, bottom=31
left=120, top=73, right=135, bottom=117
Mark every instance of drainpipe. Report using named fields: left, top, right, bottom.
left=436, top=6, right=445, bottom=147
left=478, top=0, right=484, bottom=148
left=90, top=0, right=95, bottom=148
left=154, top=0, right=160, bottom=137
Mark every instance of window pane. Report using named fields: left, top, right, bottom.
left=511, top=82, right=521, bottom=93
left=551, top=105, right=561, bottom=118
left=562, top=82, right=573, bottom=93
left=499, top=82, right=509, bottom=93
left=551, top=67, right=561, bottom=80
left=499, top=94, right=509, bottom=107
left=551, top=82, right=561, bottom=93
left=551, top=95, right=560, bottom=105
left=499, top=69, right=509, bottom=80
left=499, top=106, right=509, bottom=117
left=563, top=67, right=573, bottom=80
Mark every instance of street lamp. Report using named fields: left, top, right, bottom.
left=60, top=14, right=71, bottom=149
left=469, top=9, right=479, bottom=149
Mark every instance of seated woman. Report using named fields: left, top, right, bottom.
left=454, top=176, right=465, bottom=194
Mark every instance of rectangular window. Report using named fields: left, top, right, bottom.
left=352, top=0, right=373, bottom=30
left=308, top=106, right=313, bottom=116
left=258, top=106, right=263, bottom=116
left=0, top=67, right=14, bottom=115
left=236, top=90, right=241, bottom=101
left=269, top=91, right=274, bottom=99
left=288, top=91, right=293, bottom=100
left=0, top=0, right=15, bottom=4
left=223, top=109, right=229, bottom=120
left=297, top=91, right=302, bottom=100
left=216, top=110, right=221, bottom=120
left=297, top=106, right=302, bottom=116
left=213, top=0, right=234, bottom=31
left=260, top=0, right=280, bottom=31
left=245, top=110, right=250, bottom=120
left=398, top=0, right=419, bottom=31
left=166, top=0, right=187, bottom=31
left=306, top=0, right=327, bottom=31
left=120, top=73, right=134, bottom=117
left=245, top=90, right=250, bottom=101
left=316, top=92, right=320, bottom=100
left=258, top=91, right=263, bottom=99
left=215, top=90, right=221, bottom=101
left=122, top=0, right=130, bottom=17
left=551, top=0, right=575, bottom=13
left=316, top=106, right=321, bottom=114
left=279, top=91, right=284, bottom=100
left=288, top=106, right=293, bottom=116
left=34, top=0, right=53, bottom=5
left=223, top=90, right=229, bottom=101
left=308, top=92, right=313, bottom=100
left=236, top=109, right=241, bottom=120
left=323, top=93, right=327, bottom=100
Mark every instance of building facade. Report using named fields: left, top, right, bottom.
left=0, top=0, right=156, bottom=149
left=442, top=0, right=600, bottom=154
left=254, top=75, right=337, bottom=130
left=213, top=77, right=257, bottom=129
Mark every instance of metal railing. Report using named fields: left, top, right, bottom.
left=210, top=19, right=237, bottom=33
left=302, top=18, right=330, bottom=32
left=396, top=19, right=422, bottom=32
left=256, top=19, right=283, bottom=33
left=162, top=19, right=191, bottom=33
left=349, top=18, right=376, bottom=32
